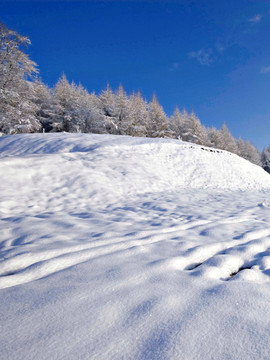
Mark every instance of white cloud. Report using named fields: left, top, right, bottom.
left=261, top=66, right=270, bottom=74
left=188, top=49, right=213, bottom=66
left=249, top=14, right=263, bottom=24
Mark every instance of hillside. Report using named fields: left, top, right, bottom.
left=0, top=134, right=269, bottom=212
left=1, top=133, right=270, bottom=360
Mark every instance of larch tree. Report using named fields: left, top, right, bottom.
left=188, top=111, right=207, bottom=145
left=179, top=110, right=207, bottom=145
left=99, top=84, right=118, bottom=134
left=124, top=91, right=148, bottom=137
left=207, top=127, right=223, bottom=149
left=170, top=107, right=183, bottom=139
left=53, top=74, right=88, bottom=132
left=238, top=138, right=261, bottom=166
left=114, top=84, right=130, bottom=134
left=147, top=94, right=172, bottom=138
left=33, top=79, right=55, bottom=132
left=219, top=124, right=238, bottom=154
left=261, top=146, right=270, bottom=174
left=70, top=83, right=95, bottom=133
left=0, top=22, right=41, bottom=134
left=84, top=92, right=108, bottom=134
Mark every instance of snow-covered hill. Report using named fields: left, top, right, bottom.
left=0, top=133, right=269, bottom=212
left=1, top=133, right=270, bottom=360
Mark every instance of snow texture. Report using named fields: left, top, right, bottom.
left=1, top=133, right=270, bottom=360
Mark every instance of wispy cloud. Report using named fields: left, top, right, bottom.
left=215, top=43, right=225, bottom=54
left=169, top=62, right=179, bottom=71
left=261, top=66, right=270, bottom=74
left=188, top=49, right=213, bottom=66
left=249, top=14, right=263, bottom=24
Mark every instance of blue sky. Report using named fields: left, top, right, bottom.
left=1, top=0, right=270, bottom=149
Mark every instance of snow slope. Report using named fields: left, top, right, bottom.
left=1, top=133, right=270, bottom=360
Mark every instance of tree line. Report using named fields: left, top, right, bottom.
left=0, top=22, right=269, bottom=170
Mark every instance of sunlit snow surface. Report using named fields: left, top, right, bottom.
left=1, top=133, right=270, bottom=359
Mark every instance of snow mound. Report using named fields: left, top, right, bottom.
left=0, top=133, right=269, bottom=199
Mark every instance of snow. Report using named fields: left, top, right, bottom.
left=1, top=133, right=270, bottom=359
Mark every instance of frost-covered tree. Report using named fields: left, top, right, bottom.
left=237, top=138, right=261, bottom=166
left=53, top=74, right=73, bottom=131
left=218, top=124, right=238, bottom=154
left=83, top=92, right=107, bottom=134
left=71, top=83, right=98, bottom=133
left=53, top=74, right=91, bottom=132
left=170, top=107, right=183, bottom=139
left=261, top=146, right=270, bottom=173
left=124, top=91, right=148, bottom=137
left=147, top=94, right=172, bottom=138
left=98, top=84, right=119, bottom=134
left=207, top=126, right=223, bottom=149
left=33, top=79, right=55, bottom=132
left=179, top=110, right=207, bottom=145
left=189, top=112, right=208, bottom=145
left=99, top=84, right=116, bottom=118
left=114, top=85, right=130, bottom=134
left=0, top=23, right=41, bottom=134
